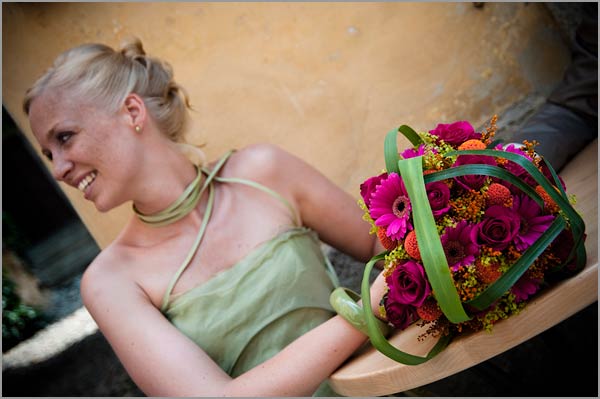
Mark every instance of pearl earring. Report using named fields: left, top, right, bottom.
left=135, top=125, right=141, bottom=133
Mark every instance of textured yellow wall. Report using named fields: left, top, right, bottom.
left=2, top=2, right=569, bottom=249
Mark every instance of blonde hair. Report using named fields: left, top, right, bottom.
left=23, top=37, right=191, bottom=143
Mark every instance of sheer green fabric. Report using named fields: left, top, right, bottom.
left=163, top=227, right=339, bottom=373
left=160, top=152, right=342, bottom=395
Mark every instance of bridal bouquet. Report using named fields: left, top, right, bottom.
left=355, top=116, right=586, bottom=364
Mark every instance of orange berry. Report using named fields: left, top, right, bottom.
left=475, top=261, right=502, bottom=284
left=404, top=230, right=421, bottom=260
left=377, top=227, right=398, bottom=251
left=535, top=185, right=559, bottom=213
left=417, top=298, right=443, bottom=321
left=486, top=183, right=512, bottom=207
left=458, top=139, right=486, bottom=151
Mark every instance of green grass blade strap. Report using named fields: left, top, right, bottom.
left=466, top=216, right=566, bottom=310
left=448, top=149, right=586, bottom=272
left=384, top=128, right=401, bottom=174
left=541, top=157, right=568, bottom=200
left=487, top=139, right=503, bottom=149
left=538, top=157, right=586, bottom=274
left=398, top=125, right=424, bottom=147
left=360, top=253, right=452, bottom=365
left=447, top=149, right=584, bottom=226
left=385, top=125, right=425, bottom=174
left=423, top=164, right=544, bottom=208
left=398, top=156, right=471, bottom=323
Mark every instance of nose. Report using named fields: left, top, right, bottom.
left=52, top=155, right=73, bottom=182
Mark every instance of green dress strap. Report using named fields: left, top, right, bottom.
left=160, top=149, right=307, bottom=311
left=209, top=175, right=301, bottom=227
left=160, top=150, right=235, bottom=312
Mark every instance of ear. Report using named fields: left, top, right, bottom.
left=122, top=93, right=147, bottom=130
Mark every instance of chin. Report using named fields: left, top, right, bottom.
left=92, top=198, right=123, bottom=213
left=93, top=202, right=112, bottom=213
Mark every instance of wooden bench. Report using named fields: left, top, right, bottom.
left=329, top=139, right=598, bottom=396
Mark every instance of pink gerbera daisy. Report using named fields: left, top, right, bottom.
left=369, top=173, right=413, bottom=241
left=401, top=144, right=427, bottom=159
left=440, top=220, right=479, bottom=271
left=512, top=194, right=555, bottom=251
left=511, top=274, right=542, bottom=302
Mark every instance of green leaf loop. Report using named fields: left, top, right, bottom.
left=466, top=216, right=566, bottom=310
left=447, top=148, right=586, bottom=272
left=361, top=253, right=452, bottom=365
left=398, top=125, right=423, bottom=147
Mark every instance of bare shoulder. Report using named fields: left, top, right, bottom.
left=80, top=244, right=141, bottom=313
left=224, top=143, right=296, bottom=181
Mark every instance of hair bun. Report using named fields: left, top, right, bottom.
left=119, top=37, right=146, bottom=59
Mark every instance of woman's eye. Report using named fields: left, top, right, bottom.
left=56, top=131, right=73, bottom=144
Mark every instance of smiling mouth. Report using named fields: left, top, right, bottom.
left=78, top=171, right=97, bottom=192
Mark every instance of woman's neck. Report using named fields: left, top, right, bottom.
left=131, top=141, right=204, bottom=218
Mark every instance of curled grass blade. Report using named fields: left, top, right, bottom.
left=361, top=253, right=452, bottom=365
left=399, top=157, right=471, bottom=323
left=466, top=216, right=566, bottom=310
left=448, top=149, right=586, bottom=272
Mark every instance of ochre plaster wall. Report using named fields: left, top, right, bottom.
left=3, top=2, right=569, bottom=249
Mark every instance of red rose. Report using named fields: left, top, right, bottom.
left=360, top=172, right=388, bottom=208
left=386, top=260, right=431, bottom=307
left=475, top=205, right=520, bottom=250
left=429, top=121, right=480, bottom=146
left=384, top=298, right=417, bottom=330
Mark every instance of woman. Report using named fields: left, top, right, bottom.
left=23, top=38, right=388, bottom=396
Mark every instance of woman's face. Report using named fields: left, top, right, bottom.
left=28, top=91, right=141, bottom=212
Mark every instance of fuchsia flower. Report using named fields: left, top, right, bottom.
left=429, top=121, right=480, bottom=146
left=384, top=300, right=418, bottom=330
left=360, top=172, right=387, bottom=208
left=453, top=154, right=497, bottom=190
left=369, top=173, right=413, bottom=241
left=401, top=144, right=429, bottom=159
left=512, top=194, right=555, bottom=251
left=475, top=205, right=520, bottom=250
left=426, top=181, right=451, bottom=217
left=441, top=220, right=479, bottom=271
left=386, top=260, right=432, bottom=307
left=497, top=144, right=537, bottom=190
left=539, top=162, right=567, bottom=191
left=511, top=274, right=542, bottom=302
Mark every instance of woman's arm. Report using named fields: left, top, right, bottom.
left=81, top=257, right=387, bottom=397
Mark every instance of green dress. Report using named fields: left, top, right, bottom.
left=161, top=151, right=341, bottom=395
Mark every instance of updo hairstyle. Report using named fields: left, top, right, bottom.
left=23, top=37, right=191, bottom=143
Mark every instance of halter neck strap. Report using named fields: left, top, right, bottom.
left=161, top=150, right=235, bottom=312
left=133, top=150, right=235, bottom=227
